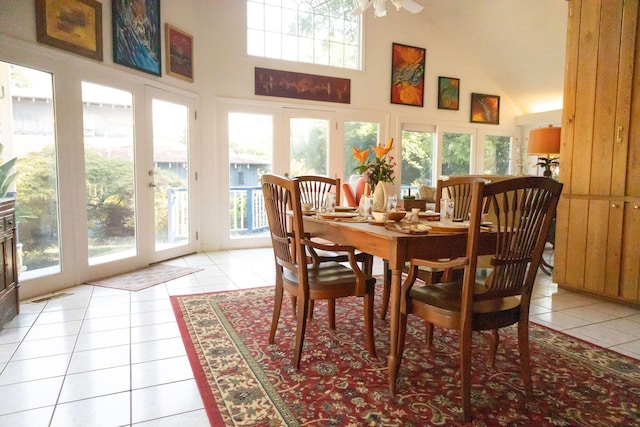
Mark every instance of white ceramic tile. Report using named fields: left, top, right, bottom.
left=0, top=327, right=30, bottom=344
left=530, top=311, right=592, bottom=330
left=11, top=335, right=76, bottom=361
left=50, top=391, right=131, bottom=427
left=75, top=328, right=131, bottom=352
left=131, top=379, right=204, bottom=424
left=131, top=337, right=186, bottom=364
left=598, top=318, right=640, bottom=338
left=80, top=314, right=131, bottom=334
left=83, top=303, right=131, bottom=320
left=132, top=409, right=210, bottom=426
left=566, top=323, right=640, bottom=346
left=59, top=365, right=131, bottom=403
left=0, top=353, right=71, bottom=385
left=3, top=313, right=38, bottom=328
left=588, top=302, right=640, bottom=317
left=34, top=308, right=86, bottom=325
left=0, top=342, right=19, bottom=363
left=0, top=377, right=64, bottom=415
left=67, top=344, right=131, bottom=374
left=559, top=306, right=622, bottom=323
left=130, top=300, right=173, bottom=316
left=23, top=320, right=83, bottom=341
left=609, top=339, right=640, bottom=360
left=131, top=355, right=194, bottom=389
left=130, top=323, right=180, bottom=344
left=0, top=406, right=54, bottom=426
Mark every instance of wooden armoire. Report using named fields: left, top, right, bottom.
left=555, top=0, right=640, bottom=304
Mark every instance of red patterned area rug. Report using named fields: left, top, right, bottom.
left=86, top=264, right=202, bottom=291
left=171, top=286, right=640, bottom=426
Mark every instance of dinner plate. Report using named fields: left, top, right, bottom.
left=367, top=219, right=388, bottom=226
left=318, top=212, right=359, bottom=220
left=335, top=206, right=357, bottom=213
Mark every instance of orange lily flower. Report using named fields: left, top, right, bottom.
left=372, top=138, right=394, bottom=158
left=352, top=147, right=370, bottom=164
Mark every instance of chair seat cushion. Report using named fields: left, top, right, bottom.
left=282, top=261, right=375, bottom=293
left=410, top=281, right=521, bottom=315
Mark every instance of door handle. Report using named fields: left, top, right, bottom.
left=148, top=183, right=157, bottom=188
left=616, top=125, right=623, bottom=143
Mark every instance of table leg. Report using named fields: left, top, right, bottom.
left=388, top=268, right=401, bottom=396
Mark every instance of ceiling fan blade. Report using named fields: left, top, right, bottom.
left=401, top=0, right=424, bottom=13
left=351, top=0, right=373, bottom=15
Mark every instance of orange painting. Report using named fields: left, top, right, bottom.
left=36, top=0, right=103, bottom=61
left=470, top=93, right=500, bottom=125
left=390, top=43, right=425, bottom=107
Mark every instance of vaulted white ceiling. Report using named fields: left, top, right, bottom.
left=420, top=0, right=568, bottom=115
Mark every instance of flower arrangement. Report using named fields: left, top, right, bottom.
left=352, top=138, right=396, bottom=192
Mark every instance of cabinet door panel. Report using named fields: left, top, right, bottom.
left=584, top=200, right=613, bottom=294
left=565, top=199, right=589, bottom=289
left=620, top=202, right=640, bottom=301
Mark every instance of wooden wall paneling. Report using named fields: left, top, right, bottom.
left=584, top=199, right=612, bottom=294
left=620, top=201, right=640, bottom=301
left=604, top=201, right=624, bottom=298
left=558, top=0, right=581, bottom=195
left=590, top=1, right=623, bottom=196
left=554, top=197, right=570, bottom=285
left=626, top=5, right=640, bottom=197
left=570, top=0, right=601, bottom=196
left=565, top=198, right=589, bottom=290
left=612, top=0, right=639, bottom=197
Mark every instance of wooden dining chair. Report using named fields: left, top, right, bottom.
left=394, top=176, right=563, bottom=422
left=261, top=173, right=377, bottom=368
left=379, top=176, right=485, bottom=320
left=294, top=175, right=373, bottom=323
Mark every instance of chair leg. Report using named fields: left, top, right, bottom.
left=488, top=328, right=499, bottom=367
left=379, top=259, right=391, bottom=320
left=328, top=299, right=336, bottom=329
left=518, top=321, right=534, bottom=399
left=293, top=296, right=310, bottom=370
left=290, top=294, right=297, bottom=313
left=308, top=300, right=315, bottom=320
left=425, top=321, right=434, bottom=347
left=269, top=280, right=284, bottom=344
left=364, top=292, right=376, bottom=358
left=460, top=328, right=473, bottom=423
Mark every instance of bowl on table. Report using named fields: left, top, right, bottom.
left=372, top=211, right=390, bottom=222
left=387, top=211, right=406, bottom=222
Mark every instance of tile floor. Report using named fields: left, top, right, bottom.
left=0, top=248, right=639, bottom=426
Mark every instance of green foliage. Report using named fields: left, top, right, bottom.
left=400, top=130, right=433, bottom=186
left=0, top=143, right=17, bottom=198
left=441, top=133, right=471, bottom=176
left=343, top=122, right=378, bottom=178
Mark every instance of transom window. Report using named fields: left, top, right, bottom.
left=247, top=0, right=361, bottom=70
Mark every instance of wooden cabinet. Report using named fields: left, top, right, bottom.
left=555, top=0, right=640, bottom=304
left=0, top=199, right=19, bottom=329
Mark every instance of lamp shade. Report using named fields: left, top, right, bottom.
left=528, top=125, right=561, bottom=156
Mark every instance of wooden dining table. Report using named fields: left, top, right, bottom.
left=302, top=214, right=497, bottom=395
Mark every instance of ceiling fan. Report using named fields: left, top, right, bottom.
left=351, top=0, right=424, bottom=17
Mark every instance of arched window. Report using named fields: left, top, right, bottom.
left=247, top=0, right=361, bottom=70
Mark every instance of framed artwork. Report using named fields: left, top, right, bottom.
left=112, top=0, right=161, bottom=76
left=470, top=93, right=500, bottom=125
left=437, top=76, right=459, bottom=110
left=165, top=24, right=194, bottom=82
left=390, top=43, right=425, bottom=107
left=255, top=68, right=351, bottom=104
left=35, top=0, right=103, bottom=61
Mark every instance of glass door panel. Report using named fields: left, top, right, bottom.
left=401, top=128, right=436, bottom=196
left=441, top=131, right=473, bottom=176
left=228, top=112, right=273, bottom=239
left=151, top=99, right=189, bottom=251
left=1, top=62, right=61, bottom=279
left=288, top=117, right=329, bottom=176
left=343, top=121, right=379, bottom=180
left=483, top=134, right=512, bottom=175
left=82, top=82, right=136, bottom=265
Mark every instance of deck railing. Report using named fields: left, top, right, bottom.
left=229, top=186, right=269, bottom=235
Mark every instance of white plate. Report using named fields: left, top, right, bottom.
left=318, top=212, right=359, bottom=220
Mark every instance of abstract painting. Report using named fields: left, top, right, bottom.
left=255, top=68, right=351, bottom=104
left=112, top=0, right=161, bottom=76
left=390, top=43, right=425, bottom=107
left=35, top=0, right=103, bottom=61
left=438, top=76, right=459, bottom=110
left=165, top=24, right=193, bottom=82
left=470, top=93, right=500, bottom=125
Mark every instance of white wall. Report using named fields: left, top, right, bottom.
left=0, top=0, right=561, bottom=257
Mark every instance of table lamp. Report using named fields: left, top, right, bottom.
left=528, top=125, right=561, bottom=178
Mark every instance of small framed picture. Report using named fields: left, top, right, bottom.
left=112, top=0, right=161, bottom=76
left=470, top=93, right=500, bottom=125
left=390, top=43, right=426, bottom=107
left=165, top=24, right=194, bottom=82
left=437, top=77, right=459, bottom=110
left=35, top=0, right=103, bottom=61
